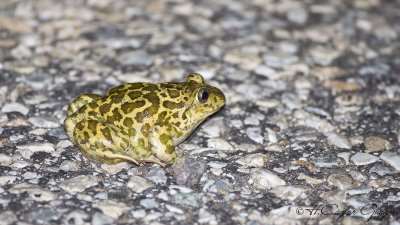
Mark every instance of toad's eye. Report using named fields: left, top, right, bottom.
left=196, top=88, right=209, bottom=103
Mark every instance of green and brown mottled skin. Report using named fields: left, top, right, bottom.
left=64, top=73, right=226, bottom=166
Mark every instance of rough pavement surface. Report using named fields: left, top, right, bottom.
left=1, top=0, right=400, bottom=224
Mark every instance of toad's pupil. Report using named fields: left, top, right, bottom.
left=202, top=90, right=209, bottom=100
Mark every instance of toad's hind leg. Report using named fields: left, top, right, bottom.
left=67, top=94, right=102, bottom=116
left=73, top=120, right=142, bottom=165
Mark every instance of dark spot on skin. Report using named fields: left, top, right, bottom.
left=128, top=83, right=146, bottom=90
left=99, top=103, right=111, bottom=116
left=173, top=121, right=181, bottom=127
left=135, top=93, right=160, bottom=123
left=159, top=133, right=170, bottom=145
left=160, top=83, right=176, bottom=89
left=107, top=108, right=123, bottom=123
left=76, top=122, right=84, bottom=130
left=173, top=112, right=179, bottom=118
left=166, top=145, right=175, bottom=154
left=128, top=128, right=136, bottom=137
left=123, top=117, right=133, bottom=127
left=182, top=112, right=187, bottom=120
left=156, top=111, right=167, bottom=123
left=142, top=85, right=158, bottom=92
left=160, top=93, right=167, bottom=98
left=88, top=101, right=99, bottom=109
left=83, top=131, right=90, bottom=142
left=121, top=101, right=145, bottom=114
left=121, top=137, right=129, bottom=146
left=128, top=91, right=142, bottom=100
left=167, top=89, right=180, bottom=98
left=88, top=111, right=98, bottom=117
left=88, top=120, right=97, bottom=135
left=143, top=93, right=160, bottom=114
left=135, top=112, right=145, bottom=123
left=141, top=123, right=150, bottom=136
left=110, top=93, right=124, bottom=104
left=163, top=100, right=184, bottom=109
left=101, top=127, right=113, bottom=141
left=184, top=97, right=188, bottom=101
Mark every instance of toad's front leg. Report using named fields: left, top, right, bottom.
left=148, top=123, right=179, bottom=164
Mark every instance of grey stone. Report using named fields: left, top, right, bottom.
left=26, top=208, right=62, bottom=224
left=287, top=8, right=308, bottom=24
left=117, top=50, right=153, bottom=66
left=28, top=116, right=59, bottom=128
left=1, top=102, right=29, bottom=115
left=145, top=167, right=167, bottom=184
left=369, top=164, right=395, bottom=176
left=208, top=179, right=231, bottom=193
left=62, top=210, right=89, bottom=225
left=313, top=157, right=344, bottom=168
left=140, top=198, right=157, bottom=209
left=327, top=173, right=352, bottom=190
left=249, top=168, right=286, bottom=189
left=92, top=212, right=114, bottom=225
left=246, top=127, right=264, bottom=144
left=49, top=127, right=68, bottom=139
left=380, top=151, right=400, bottom=171
left=127, top=175, right=153, bottom=193
left=174, top=193, right=204, bottom=207
left=59, top=175, right=99, bottom=194
left=350, top=152, right=379, bottom=166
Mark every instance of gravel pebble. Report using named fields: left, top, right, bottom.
left=146, top=167, right=167, bottom=184
left=10, top=183, right=57, bottom=202
left=1, top=102, right=29, bottom=115
left=347, top=196, right=372, bottom=212
left=17, top=142, right=55, bottom=154
left=101, top=162, right=129, bottom=174
left=236, top=154, right=267, bottom=167
left=59, top=175, right=99, bottom=194
left=117, top=50, right=153, bottom=66
left=369, top=164, right=395, bottom=176
left=350, top=152, right=379, bottom=166
left=208, top=179, right=231, bottom=193
left=312, top=157, right=343, bottom=168
left=140, top=198, right=157, bottom=209
left=249, top=168, right=286, bottom=189
left=93, top=200, right=130, bottom=219
left=59, top=160, right=79, bottom=171
left=270, top=185, right=311, bottom=201
left=0, top=211, right=17, bottom=225
left=344, top=186, right=372, bottom=195
left=91, top=212, right=114, bottom=225
left=380, top=151, right=400, bottom=171
left=327, top=174, right=352, bottom=190
left=246, top=127, right=264, bottom=144
left=325, top=132, right=351, bottom=149
left=62, top=210, right=89, bottom=225
left=28, top=116, right=60, bottom=128
left=364, top=136, right=392, bottom=153
left=0, top=176, right=18, bottom=185
left=174, top=193, right=205, bottom=207
left=26, top=208, right=62, bottom=224
left=127, top=175, right=153, bottom=193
